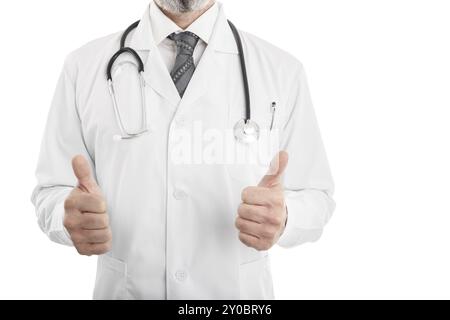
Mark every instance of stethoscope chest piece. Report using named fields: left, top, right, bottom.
left=234, top=119, right=260, bottom=144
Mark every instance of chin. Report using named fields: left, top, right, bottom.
left=155, top=0, right=211, bottom=14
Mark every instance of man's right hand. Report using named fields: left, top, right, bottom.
left=64, top=155, right=112, bottom=256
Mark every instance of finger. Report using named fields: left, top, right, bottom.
left=72, top=155, right=101, bottom=194
left=238, top=232, right=260, bottom=249
left=80, top=213, right=109, bottom=230
left=63, top=210, right=84, bottom=231
left=241, top=186, right=272, bottom=206
left=237, top=203, right=268, bottom=223
left=235, top=217, right=261, bottom=238
left=72, top=228, right=112, bottom=244
left=83, top=229, right=112, bottom=244
left=258, top=151, right=289, bottom=188
left=67, top=193, right=107, bottom=213
left=76, top=242, right=112, bottom=256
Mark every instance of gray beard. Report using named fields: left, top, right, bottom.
left=154, top=0, right=211, bottom=13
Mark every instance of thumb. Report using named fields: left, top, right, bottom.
left=258, top=151, right=289, bottom=188
left=72, top=155, right=100, bottom=194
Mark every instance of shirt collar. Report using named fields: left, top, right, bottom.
left=150, top=1, right=219, bottom=45
left=129, top=2, right=237, bottom=54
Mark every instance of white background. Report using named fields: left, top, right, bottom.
left=0, top=0, right=449, bottom=299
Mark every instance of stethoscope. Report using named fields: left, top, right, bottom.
left=106, top=20, right=260, bottom=143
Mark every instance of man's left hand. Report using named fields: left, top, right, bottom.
left=235, top=151, right=289, bottom=251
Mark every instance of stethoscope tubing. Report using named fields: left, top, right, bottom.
left=107, top=47, right=144, bottom=81
left=106, top=19, right=255, bottom=141
left=227, top=21, right=251, bottom=123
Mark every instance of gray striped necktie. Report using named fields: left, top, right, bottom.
left=168, top=31, right=200, bottom=97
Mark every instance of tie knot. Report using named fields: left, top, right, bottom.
left=168, top=31, right=200, bottom=55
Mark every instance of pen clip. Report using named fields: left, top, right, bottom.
left=270, top=102, right=277, bottom=131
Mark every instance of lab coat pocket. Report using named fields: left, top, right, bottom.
left=226, top=105, right=282, bottom=186
left=239, top=255, right=274, bottom=300
left=93, top=255, right=128, bottom=300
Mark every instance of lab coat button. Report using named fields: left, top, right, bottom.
left=173, top=188, right=187, bottom=200
left=175, top=270, right=188, bottom=282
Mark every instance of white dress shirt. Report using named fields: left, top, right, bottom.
left=150, top=1, right=219, bottom=72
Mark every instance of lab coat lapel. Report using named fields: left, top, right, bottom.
left=179, top=5, right=239, bottom=108
left=178, top=44, right=214, bottom=108
left=144, top=47, right=181, bottom=107
left=128, top=6, right=181, bottom=107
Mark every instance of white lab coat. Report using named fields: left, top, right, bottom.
left=32, top=3, right=335, bottom=300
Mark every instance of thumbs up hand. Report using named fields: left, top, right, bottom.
left=63, top=155, right=112, bottom=256
left=235, top=151, right=289, bottom=251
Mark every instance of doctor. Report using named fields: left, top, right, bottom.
left=32, top=0, right=335, bottom=299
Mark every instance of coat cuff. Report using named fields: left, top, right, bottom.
left=277, top=191, right=325, bottom=248
left=48, top=201, right=73, bottom=246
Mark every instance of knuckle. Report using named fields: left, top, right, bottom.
left=241, top=187, right=253, bottom=201
left=91, top=194, right=106, bottom=211
left=261, top=241, right=272, bottom=251
left=254, top=239, right=271, bottom=251
left=241, top=189, right=247, bottom=201
left=260, top=226, right=275, bottom=238
left=74, top=246, right=82, bottom=254
left=267, top=213, right=282, bottom=225
left=238, top=233, right=252, bottom=247
left=63, top=215, right=73, bottom=230
left=75, top=244, right=90, bottom=256
left=253, top=240, right=264, bottom=251
left=98, top=200, right=107, bottom=213
left=93, top=242, right=111, bottom=255
left=235, top=218, right=242, bottom=230
left=237, top=204, right=245, bottom=216
left=273, top=215, right=283, bottom=226
left=70, top=232, right=83, bottom=244
left=64, top=198, right=75, bottom=211
left=254, top=243, right=264, bottom=251
left=273, top=193, right=285, bottom=207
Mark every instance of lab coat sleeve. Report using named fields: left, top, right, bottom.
left=277, top=63, right=335, bottom=248
left=31, top=56, right=93, bottom=246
